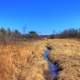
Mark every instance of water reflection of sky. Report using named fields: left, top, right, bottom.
left=44, top=49, right=59, bottom=79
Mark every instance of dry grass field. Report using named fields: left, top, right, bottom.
left=48, top=39, right=80, bottom=80
left=0, top=39, right=80, bottom=80
left=0, top=41, right=48, bottom=80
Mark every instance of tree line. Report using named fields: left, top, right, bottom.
left=0, top=28, right=40, bottom=42
left=0, top=28, right=80, bottom=42
left=55, top=28, right=80, bottom=38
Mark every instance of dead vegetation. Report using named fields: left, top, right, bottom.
left=0, top=39, right=80, bottom=80
left=48, top=39, right=80, bottom=80
left=0, top=41, right=48, bottom=80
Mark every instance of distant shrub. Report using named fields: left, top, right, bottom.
left=56, top=28, right=80, bottom=38
left=28, top=31, right=38, bottom=38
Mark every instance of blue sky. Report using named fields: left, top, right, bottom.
left=0, top=0, right=80, bottom=34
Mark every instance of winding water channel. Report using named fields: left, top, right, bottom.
left=44, top=47, right=59, bottom=80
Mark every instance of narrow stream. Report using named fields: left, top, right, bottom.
left=44, top=48, right=59, bottom=80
